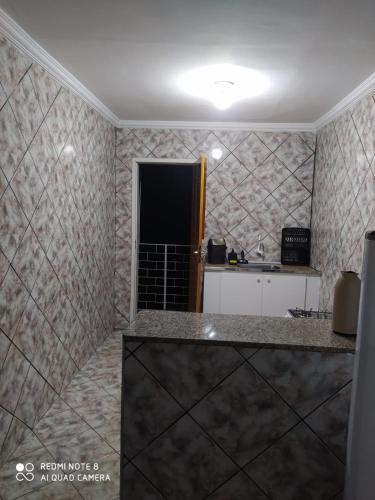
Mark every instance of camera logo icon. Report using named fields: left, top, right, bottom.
left=16, top=463, right=34, bottom=481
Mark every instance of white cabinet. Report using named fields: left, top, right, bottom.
left=203, top=271, right=321, bottom=317
left=261, top=275, right=306, bottom=317
left=220, top=272, right=262, bottom=315
left=203, top=272, right=222, bottom=313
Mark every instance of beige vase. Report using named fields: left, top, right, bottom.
left=332, top=271, right=361, bottom=335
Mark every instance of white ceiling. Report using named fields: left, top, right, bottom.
left=1, top=0, right=375, bottom=123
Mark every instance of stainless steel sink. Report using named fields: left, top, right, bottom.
left=238, top=262, right=281, bottom=272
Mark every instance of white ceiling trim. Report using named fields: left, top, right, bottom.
left=1, top=6, right=374, bottom=133
left=314, top=70, right=375, bottom=130
left=117, top=119, right=315, bottom=132
left=0, top=7, right=119, bottom=125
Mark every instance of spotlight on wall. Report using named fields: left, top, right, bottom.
left=211, top=148, right=223, bottom=160
left=64, top=144, right=75, bottom=155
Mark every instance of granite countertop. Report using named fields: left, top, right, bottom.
left=205, top=263, right=321, bottom=276
left=124, top=310, right=356, bottom=353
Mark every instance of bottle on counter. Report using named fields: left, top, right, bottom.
left=228, top=249, right=238, bottom=265
left=238, top=250, right=248, bottom=264
left=332, top=271, right=361, bottom=335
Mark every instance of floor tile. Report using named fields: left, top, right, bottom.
left=73, top=452, right=120, bottom=500
left=19, top=482, right=81, bottom=500
left=0, top=439, right=53, bottom=500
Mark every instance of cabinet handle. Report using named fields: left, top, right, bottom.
left=267, top=279, right=271, bottom=283
left=257, top=279, right=261, bottom=283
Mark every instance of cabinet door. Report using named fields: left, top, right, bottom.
left=203, top=272, right=222, bottom=313
left=262, top=275, right=306, bottom=317
left=220, top=273, right=263, bottom=315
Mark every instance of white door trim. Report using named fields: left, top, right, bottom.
left=129, top=157, right=197, bottom=323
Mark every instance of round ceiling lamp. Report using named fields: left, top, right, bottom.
left=178, top=64, right=269, bottom=110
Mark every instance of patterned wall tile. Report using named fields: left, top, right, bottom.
left=207, top=471, right=267, bottom=500
left=232, top=133, right=271, bottom=172
left=0, top=35, right=32, bottom=98
left=122, top=463, right=165, bottom=500
left=190, top=363, right=298, bottom=466
left=0, top=266, right=30, bottom=340
left=211, top=154, right=248, bottom=192
left=115, top=127, right=316, bottom=325
left=255, top=131, right=289, bottom=152
left=172, top=128, right=210, bottom=151
left=9, top=72, right=44, bottom=146
left=232, top=173, right=269, bottom=213
left=273, top=175, right=310, bottom=214
left=246, top=422, right=344, bottom=500
left=0, top=102, right=28, bottom=181
left=28, top=64, right=60, bottom=117
left=122, top=342, right=351, bottom=498
left=311, top=94, right=375, bottom=310
left=0, top=33, right=115, bottom=461
left=9, top=151, right=44, bottom=220
left=250, top=349, right=353, bottom=417
left=0, top=186, right=29, bottom=262
left=123, top=354, right=184, bottom=458
left=306, top=383, right=352, bottom=463
left=275, top=135, right=313, bottom=172
left=134, top=342, right=243, bottom=410
left=253, top=153, right=290, bottom=193
left=213, top=129, right=250, bottom=151
left=133, top=415, right=237, bottom=500
left=0, top=345, right=30, bottom=414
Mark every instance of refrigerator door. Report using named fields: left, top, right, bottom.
left=344, top=231, right=375, bottom=500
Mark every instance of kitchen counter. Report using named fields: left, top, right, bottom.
left=121, top=310, right=355, bottom=498
left=124, top=310, right=356, bottom=353
left=205, top=262, right=321, bottom=276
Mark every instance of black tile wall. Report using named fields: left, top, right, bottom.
left=138, top=244, right=191, bottom=311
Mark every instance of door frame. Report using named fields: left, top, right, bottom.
left=129, top=157, right=198, bottom=323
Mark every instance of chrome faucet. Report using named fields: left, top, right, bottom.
left=255, top=235, right=265, bottom=261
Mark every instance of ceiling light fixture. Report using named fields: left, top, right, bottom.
left=178, top=64, right=269, bottom=110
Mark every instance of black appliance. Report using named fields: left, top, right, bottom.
left=207, top=238, right=226, bottom=264
left=281, top=227, right=311, bottom=265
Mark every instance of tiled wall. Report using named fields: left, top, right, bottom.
left=115, top=128, right=316, bottom=327
left=0, top=34, right=115, bottom=462
left=122, top=340, right=354, bottom=499
left=138, top=243, right=191, bottom=311
left=311, top=91, right=375, bottom=310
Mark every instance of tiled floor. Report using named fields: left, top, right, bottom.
left=0, top=332, right=122, bottom=500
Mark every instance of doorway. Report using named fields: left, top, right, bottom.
left=130, top=157, right=206, bottom=321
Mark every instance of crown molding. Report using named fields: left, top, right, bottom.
left=0, top=7, right=119, bottom=126
left=117, top=119, right=316, bottom=132
left=314, top=71, right=375, bottom=130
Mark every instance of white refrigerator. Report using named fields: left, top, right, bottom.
left=344, top=231, right=375, bottom=500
